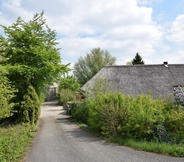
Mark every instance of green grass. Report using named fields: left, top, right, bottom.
left=108, top=136, right=184, bottom=157
left=0, top=123, right=38, bottom=162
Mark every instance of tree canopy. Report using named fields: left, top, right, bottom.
left=59, top=75, right=80, bottom=92
left=73, top=47, right=116, bottom=85
left=132, top=53, right=145, bottom=65
left=0, top=11, right=69, bottom=99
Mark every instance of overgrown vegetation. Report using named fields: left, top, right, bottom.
left=0, top=124, right=37, bottom=162
left=69, top=79, right=184, bottom=157
left=0, top=66, right=16, bottom=120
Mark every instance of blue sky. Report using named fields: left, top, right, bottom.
left=0, top=0, right=184, bottom=69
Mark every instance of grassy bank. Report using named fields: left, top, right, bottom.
left=0, top=123, right=37, bottom=162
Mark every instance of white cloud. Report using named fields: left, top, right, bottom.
left=1, top=0, right=181, bottom=66
left=137, top=0, right=163, bottom=5
left=154, top=50, right=184, bottom=64
left=166, top=14, right=184, bottom=45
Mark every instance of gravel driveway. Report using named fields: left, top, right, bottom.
left=24, top=101, right=184, bottom=162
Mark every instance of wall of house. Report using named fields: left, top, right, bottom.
left=45, top=83, right=59, bottom=101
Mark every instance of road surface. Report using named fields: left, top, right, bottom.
left=24, top=101, right=184, bottom=162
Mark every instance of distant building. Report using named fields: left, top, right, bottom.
left=45, top=83, right=58, bottom=101
left=81, top=63, right=184, bottom=99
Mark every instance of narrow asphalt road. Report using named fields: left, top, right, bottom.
left=24, top=101, right=184, bottom=162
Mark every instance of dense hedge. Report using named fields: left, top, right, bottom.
left=0, top=67, right=16, bottom=120
left=70, top=92, right=184, bottom=143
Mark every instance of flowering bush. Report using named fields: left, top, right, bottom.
left=173, top=86, right=184, bottom=107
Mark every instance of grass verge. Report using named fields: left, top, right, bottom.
left=108, top=136, right=184, bottom=157
left=0, top=123, right=38, bottom=162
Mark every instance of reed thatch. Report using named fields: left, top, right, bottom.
left=81, top=64, right=184, bottom=99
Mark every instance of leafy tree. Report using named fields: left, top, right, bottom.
left=73, top=47, right=116, bottom=85
left=132, top=53, right=145, bottom=65
left=0, top=11, right=69, bottom=100
left=59, top=75, right=80, bottom=92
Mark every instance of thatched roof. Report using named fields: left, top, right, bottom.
left=81, top=64, right=184, bottom=99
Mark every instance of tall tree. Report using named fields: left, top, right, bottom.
left=0, top=11, right=69, bottom=122
left=73, top=47, right=116, bottom=85
left=0, top=11, right=69, bottom=99
left=132, top=53, right=145, bottom=65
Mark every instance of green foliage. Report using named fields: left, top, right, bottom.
left=73, top=89, right=184, bottom=143
left=0, top=66, right=16, bottom=120
left=73, top=47, right=116, bottom=85
left=59, top=75, right=80, bottom=92
left=70, top=100, right=89, bottom=124
left=121, top=94, right=165, bottom=139
left=56, top=89, right=76, bottom=106
left=132, top=53, right=144, bottom=65
left=87, top=93, right=166, bottom=139
left=69, top=77, right=184, bottom=148
left=0, top=124, right=37, bottom=161
left=109, top=136, right=184, bottom=157
left=164, top=107, right=184, bottom=143
left=0, top=11, right=69, bottom=100
left=88, top=92, right=130, bottom=135
left=19, top=85, right=41, bottom=124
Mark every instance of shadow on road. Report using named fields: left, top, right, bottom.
left=55, top=117, right=109, bottom=144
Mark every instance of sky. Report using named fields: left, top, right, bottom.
left=0, top=0, right=184, bottom=70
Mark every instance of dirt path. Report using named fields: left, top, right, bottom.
left=24, top=101, right=184, bottom=162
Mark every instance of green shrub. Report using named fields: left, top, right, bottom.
left=87, top=92, right=167, bottom=139
left=56, top=89, right=76, bottom=106
left=70, top=100, right=89, bottom=124
left=88, top=92, right=131, bottom=135
left=121, top=94, right=165, bottom=139
left=74, top=86, right=184, bottom=143
left=0, top=66, right=16, bottom=120
left=164, top=107, right=184, bottom=143
left=19, top=85, right=41, bottom=124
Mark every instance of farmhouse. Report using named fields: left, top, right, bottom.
left=81, top=63, right=184, bottom=99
